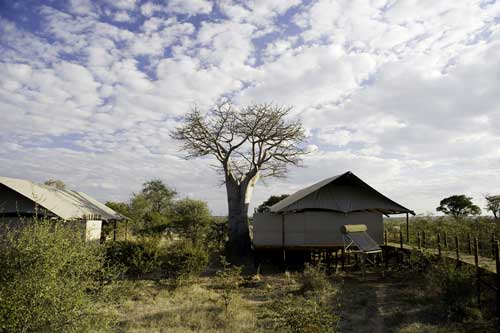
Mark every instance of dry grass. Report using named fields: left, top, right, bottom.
left=106, top=279, right=258, bottom=333
left=100, top=263, right=497, bottom=333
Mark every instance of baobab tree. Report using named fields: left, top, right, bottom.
left=171, top=102, right=307, bottom=259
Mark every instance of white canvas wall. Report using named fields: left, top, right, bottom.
left=85, top=220, right=102, bottom=242
left=253, top=211, right=383, bottom=248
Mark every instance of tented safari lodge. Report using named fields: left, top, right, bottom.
left=252, top=171, right=414, bottom=259
left=0, top=176, right=123, bottom=241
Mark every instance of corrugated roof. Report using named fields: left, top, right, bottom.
left=0, top=176, right=123, bottom=220
left=270, top=171, right=415, bottom=215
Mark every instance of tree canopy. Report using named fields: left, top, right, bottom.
left=44, top=179, right=66, bottom=190
left=436, top=195, right=481, bottom=219
left=485, top=194, right=500, bottom=220
left=172, top=198, right=212, bottom=243
left=171, top=102, right=306, bottom=181
left=256, top=194, right=289, bottom=212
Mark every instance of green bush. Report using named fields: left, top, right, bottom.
left=425, top=262, right=477, bottom=321
left=214, top=256, right=244, bottom=315
left=0, top=221, right=115, bottom=333
left=268, top=296, right=339, bottom=333
left=104, top=237, right=162, bottom=275
left=301, top=263, right=331, bottom=294
left=162, top=240, right=209, bottom=281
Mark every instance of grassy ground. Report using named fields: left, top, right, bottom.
left=101, top=262, right=498, bottom=333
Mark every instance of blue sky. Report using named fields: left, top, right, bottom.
left=1, top=0, right=500, bottom=215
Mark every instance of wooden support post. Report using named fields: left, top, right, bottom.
left=417, top=232, right=421, bottom=249
left=399, top=230, right=404, bottom=264
left=494, top=240, right=500, bottom=320
left=281, top=214, right=286, bottom=269
left=437, top=233, right=442, bottom=257
left=467, top=234, right=472, bottom=255
left=384, top=230, right=388, bottom=246
left=492, top=235, right=497, bottom=258
left=113, top=220, right=117, bottom=242
left=444, top=232, right=448, bottom=250
left=455, top=236, right=460, bottom=263
left=385, top=247, right=389, bottom=269
left=406, top=213, right=409, bottom=244
left=474, top=237, right=481, bottom=308
left=422, top=230, right=426, bottom=248
left=125, top=219, right=128, bottom=241
left=341, top=248, right=345, bottom=269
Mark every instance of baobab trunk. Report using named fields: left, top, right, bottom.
left=225, top=173, right=259, bottom=262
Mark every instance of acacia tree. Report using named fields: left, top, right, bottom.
left=171, top=102, right=306, bottom=258
left=436, top=194, right=481, bottom=219
left=485, top=194, right=500, bottom=220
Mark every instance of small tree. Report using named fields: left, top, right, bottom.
left=214, top=256, right=243, bottom=316
left=485, top=195, right=500, bottom=220
left=173, top=198, right=212, bottom=243
left=256, top=194, right=289, bottom=212
left=129, top=180, right=177, bottom=233
left=172, top=102, right=306, bottom=259
left=436, top=195, right=481, bottom=219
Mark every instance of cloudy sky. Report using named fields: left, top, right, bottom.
left=1, top=0, right=500, bottom=216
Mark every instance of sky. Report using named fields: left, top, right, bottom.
left=1, top=0, right=500, bottom=216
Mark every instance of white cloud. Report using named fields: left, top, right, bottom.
left=68, top=0, right=96, bottom=16
left=167, top=0, right=212, bottom=16
left=104, top=0, right=137, bottom=10
left=1, top=0, right=500, bottom=216
left=113, top=10, right=133, bottom=22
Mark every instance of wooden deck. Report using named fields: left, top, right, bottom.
left=385, top=242, right=498, bottom=274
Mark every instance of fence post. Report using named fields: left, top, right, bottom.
left=400, top=231, right=403, bottom=249
left=468, top=233, right=472, bottom=255
left=474, top=237, right=481, bottom=308
left=444, top=232, right=448, bottom=250
left=417, top=232, right=421, bottom=249
left=437, top=233, right=442, bottom=257
left=455, top=236, right=460, bottom=263
left=495, top=240, right=500, bottom=320
left=384, top=230, right=388, bottom=246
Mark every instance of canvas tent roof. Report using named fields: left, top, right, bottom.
left=270, top=171, right=415, bottom=215
left=0, top=176, right=123, bottom=220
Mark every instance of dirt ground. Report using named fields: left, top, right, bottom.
left=337, top=268, right=495, bottom=333
left=107, top=263, right=498, bottom=333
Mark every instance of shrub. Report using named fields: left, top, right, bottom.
left=425, top=262, right=477, bottom=321
left=301, top=263, right=331, bottom=294
left=0, top=221, right=114, bottom=333
left=104, top=237, right=162, bottom=276
left=214, top=256, right=244, bottom=315
left=268, top=296, right=339, bottom=333
left=162, top=240, right=209, bottom=281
